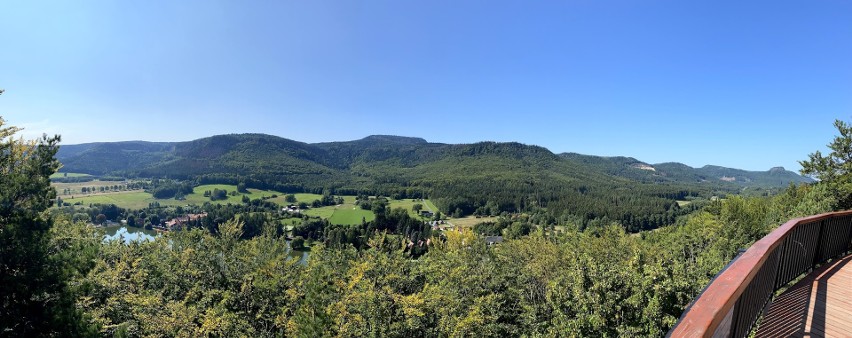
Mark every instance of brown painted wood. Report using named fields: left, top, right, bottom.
left=755, top=255, right=852, bottom=338
left=669, top=210, right=852, bottom=338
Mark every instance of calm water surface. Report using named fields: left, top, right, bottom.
left=286, top=241, right=310, bottom=265
left=103, top=226, right=158, bottom=243
left=102, top=226, right=309, bottom=264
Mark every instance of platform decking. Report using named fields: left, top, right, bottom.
left=755, top=255, right=852, bottom=338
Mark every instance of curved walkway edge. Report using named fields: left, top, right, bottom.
left=755, top=255, right=852, bottom=338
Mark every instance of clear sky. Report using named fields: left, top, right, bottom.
left=2, top=0, right=850, bottom=171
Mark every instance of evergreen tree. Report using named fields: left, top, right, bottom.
left=0, top=117, right=95, bottom=335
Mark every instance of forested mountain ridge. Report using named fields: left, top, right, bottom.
left=57, top=141, right=176, bottom=176
left=560, top=152, right=812, bottom=187
left=58, top=133, right=809, bottom=187
left=56, top=133, right=811, bottom=230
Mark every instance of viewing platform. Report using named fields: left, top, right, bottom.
left=668, top=211, right=852, bottom=338
left=755, top=255, right=852, bottom=337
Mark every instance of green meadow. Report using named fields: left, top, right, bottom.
left=63, top=184, right=282, bottom=209
left=60, top=184, right=434, bottom=226
left=267, top=193, right=325, bottom=206
left=422, top=199, right=439, bottom=213
left=53, top=180, right=131, bottom=195
left=386, top=198, right=436, bottom=218
left=303, top=205, right=376, bottom=225
left=302, top=197, right=435, bottom=225
left=302, top=206, right=336, bottom=219
left=50, top=172, right=92, bottom=179
left=63, top=192, right=154, bottom=210
left=329, top=208, right=376, bottom=225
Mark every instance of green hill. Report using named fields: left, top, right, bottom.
left=560, top=153, right=812, bottom=188
left=55, top=134, right=813, bottom=231
left=57, top=141, right=175, bottom=176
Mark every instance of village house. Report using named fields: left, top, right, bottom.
left=430, top=221, right=454, bottom=231
left=484, top=236, right=503, bottom=245
left=282, top=204, right=301, bottom=214
left=163, top=213, right=208, bottom=231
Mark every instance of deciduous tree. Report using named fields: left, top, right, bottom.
left=800, top=119, right=852, bottom=209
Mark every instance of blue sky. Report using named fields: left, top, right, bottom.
left=1, top=0, right=850, bottom=171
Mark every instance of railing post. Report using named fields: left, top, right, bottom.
left=774, top=236, right=788, bottom=289
left=714, top=305, right=735, bottom=338
left=813, top=220, right=825, bottom=270
left=726, top=248, right=747, bottom=337
left=729, top=297, right=742, bottom=338
left=847, top=216, right=852, bottom=256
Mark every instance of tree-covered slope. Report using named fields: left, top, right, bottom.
left=561, top=153, right=813, bottom=188
left=55, top=133, right=813, bottom=230
left=57, top=135, right=360, bottom=191
left=139, top=134, right=351, bottom=185
left=315, top=135, right=445, bottom=169
left=57, top=141, right=176, bottom=176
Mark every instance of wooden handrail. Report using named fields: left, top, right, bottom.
left=669, top=210, right=852, bottom=337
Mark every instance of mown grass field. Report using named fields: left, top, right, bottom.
left=64, top=192, right=154, bottom=209
left=302, top=202, right=377, bottom=224
left=53, top=180, right=133, bottom=195
left=386, top=198, right=434, bottom=218
left=186, top=184, right=280, bottom=205
left=447, top=216, right=497, bottom=228
left=302, top=197, right=435, bottom=225
left=423, top=200, right=439, bottom=213
left=50, top=172, right=92, bottom=179
left=63, top=184, right=283, bottom=209
left=60, top=183, right=434, bottom=226
left=304, top=206, right=376, bottom=225
left=329, top=208, right=375, bottom=225
left=302, top=206, right=336, bottom=219
left=267, top=193, right=326, bottom=206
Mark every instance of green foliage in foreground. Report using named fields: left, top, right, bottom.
left=71, top=184, right=830, bottom=337
left=0, top=118, right=100, bottom=336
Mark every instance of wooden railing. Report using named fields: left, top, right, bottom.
left=667, top=210, right=852, bottom=338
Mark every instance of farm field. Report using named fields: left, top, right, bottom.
left=423, top=199, right=439, bottom=213
left=302, top=203, right=376, bottom=225
left=53, top=180, right=134, bottom=195
left=302, top=206, right=336, bottom=219
left=62, top=184, right=284, bottom=209
left=63, top=192, right=154, bottom=209
left=50, top=172, right=92, bottom=179
left=302, top=197, right=436, bottom=225
left=282, top=218, right=302, bottom=227
left=186, top=184, right=281, bottom=205
left=267, top=193, right=325, bottom=205
left=386, top=198, right=434, bottom=218
left=447, top=216, right=498, bottom=228
left=60, top=183, right=436, bottom=226
left=304, top=205, right=376, bottom=225
left=387, top=198, right=423, bottom=210
left=329, top=208, right=375, bottom=225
